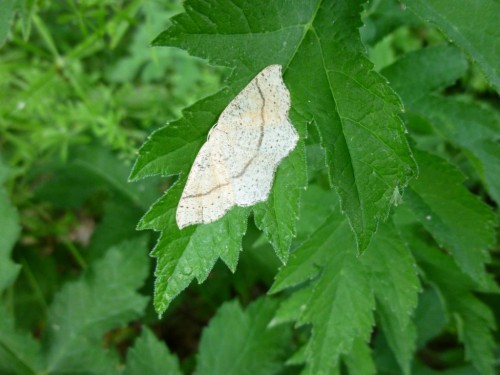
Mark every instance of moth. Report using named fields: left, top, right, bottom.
left=176, top=65, right=298, bottom=229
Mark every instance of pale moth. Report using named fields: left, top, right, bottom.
left=176, top=65, right=298, bottom=229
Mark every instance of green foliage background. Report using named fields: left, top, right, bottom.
left=1, top=0, right=499, bottom=374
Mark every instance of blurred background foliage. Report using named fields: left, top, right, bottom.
left=0, top=0, right=227, bottom=360
left=1, top=0, right=222, bottom=178
left=0, top=0, right=498, bottom=373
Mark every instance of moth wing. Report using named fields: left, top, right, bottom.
left=176, top=138, right=235, bottom=229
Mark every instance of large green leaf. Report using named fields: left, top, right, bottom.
left=131, top=2, right=416, bottom=316
left=405, top=0, right=500, bottom=93
left=381, top=47, right=496, bottom=286
left=298, top=225, right=374, bottom=374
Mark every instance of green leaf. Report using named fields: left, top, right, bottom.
left=293, top=183, right=340, bottom=243
left=133, top=0, right=416, bottom=277
left=413, top=288, right=448, bottom=348
left=372, top=331, right=403, bottom=375
left=361, top=221, right=420, bottom=329
left=0, top=0, right=35, bottom=45
left=405, top=150, right=495, bottom=287
left=286, top=344, right=307, bottom=366
left=195, top=298, right=291, bottom=375
left=299, top=235, right=374, bottom=374
left=272, top=286, right=311, bottom=327
left=140, top=177, right=248, bottom=314
left=0, top=161, right=21, bottom=292
left=405, top=0, right=500, bottom=93
left=381, top=45, right=500, bottom=204
left=273, top=214, right=375, bottom=373
left=381, top=44, right=468, bottom=104
left=343, top=338, right=375, bottom=375
left=44, top=238, right=150, bottom=374
left=270, top=212, right=349, bottom=294
left=34, top=145, right=159, bottom=260
left=361, top=221, right=420, bottom=374
left=0, top=304, right=43, bottom=375
left=376, top=303, right=417, bottom=375
left=88, top=200, right=147, bottom=260
left=414, top=96, right=500, bottom=205
left=362, top=0, right=422, bottom=46
left=37, top=144, right=158, bottom=210
left=124, top=328, right=182, bottom=375
left=129, top=94, right=226, bottom=181
left=282, top=0, right=416, bottom=251
left=412, top=236, right=496, bottom=375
